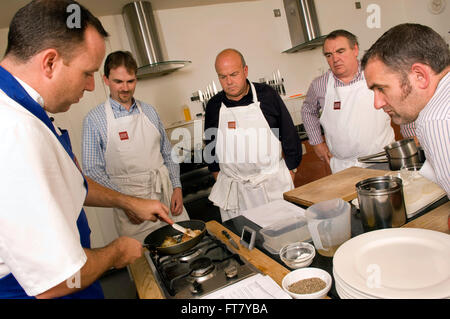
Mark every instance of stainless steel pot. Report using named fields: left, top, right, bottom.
left=384, top=138, right=418, bottom=158
left=357, top=138, right=422, bottom=170
left=355, top=176, right=407, bottom=232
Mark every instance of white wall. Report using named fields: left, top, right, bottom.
left=2, top=0, right=448, bottom=161
left=1, top=0, right=448, bottom=247
left=100, top=0, right=450, bottom=128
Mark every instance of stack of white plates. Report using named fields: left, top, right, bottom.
left=333, top=228, right=450, bottom=299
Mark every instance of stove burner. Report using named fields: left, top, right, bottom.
left=145, top=232, right=260, bottom=298
left=190, top=257, right=214, bottom=277
left=179, top=248, right=202, bottom=262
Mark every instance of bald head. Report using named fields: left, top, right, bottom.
left=214, top=48, right=249, bottom=101
left=215, top=48, right=246, bottom=71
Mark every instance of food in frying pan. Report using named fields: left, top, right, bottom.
left=160, top=229, right=202, bottom=248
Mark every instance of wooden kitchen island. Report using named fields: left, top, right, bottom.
left=128, top=201, right=449, bottom=299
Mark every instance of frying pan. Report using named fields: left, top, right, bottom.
left=143, top=220, right=206, bottom=255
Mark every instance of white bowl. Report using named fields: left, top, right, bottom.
left=282, top=267, right=332, bottom=299
left=279, top=242, right=315, bottom=269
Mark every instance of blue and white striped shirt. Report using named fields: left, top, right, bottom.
left=82, top=97, right=181, bottom=191
left=415, top=72, right=449, bottom=196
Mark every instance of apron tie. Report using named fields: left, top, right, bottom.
left=209, top=168, right=273, bottom=211
left=149, top=166, right=172, bottom=208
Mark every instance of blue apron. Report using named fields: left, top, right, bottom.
left=0, top=65, right=104, bottom=299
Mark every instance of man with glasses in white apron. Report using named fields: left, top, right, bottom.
left=204, top=49, right=302, bottom=222
left=83, top=51, right=189, bottom=242
left=302, top=30, right=416, bottom=173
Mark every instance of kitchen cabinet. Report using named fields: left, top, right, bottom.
left=294, top=137, right=332, bottom=188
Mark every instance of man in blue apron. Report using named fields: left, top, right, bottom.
left=0, top=0, right=172, bottom=299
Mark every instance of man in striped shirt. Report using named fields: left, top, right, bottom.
left=301, top=29, right=415, bottom=173
left=362, top=23, right=449, bottom=197
left=82, top=51, right=189, bottom=242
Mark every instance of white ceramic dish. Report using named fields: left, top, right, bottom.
left=281, top=267, right=332, bottom=299
left=279, top=242, right=315, bottom=269
left=333, top=228, right=450, bottom=299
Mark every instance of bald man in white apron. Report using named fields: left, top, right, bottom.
left=208, top=82, right=294, bottom=222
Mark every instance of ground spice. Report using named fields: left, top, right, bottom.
left=288, top=277, right=326, bottom=294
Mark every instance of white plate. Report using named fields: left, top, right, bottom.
left=333, top=228, right=450, bottom=299
left=333, top=269, right=378, bottom=299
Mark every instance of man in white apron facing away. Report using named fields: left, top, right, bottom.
left=204, top=49, right=303, bottom=222
left=82, top=51, right=189, bottom=242
left=302, top=30, right=416, bottom=173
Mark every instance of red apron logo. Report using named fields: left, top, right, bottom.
left=228, top=121, right=236, bottom=129
left=334, top=101, right=341, bottom=110
left=119, top=131, right=129, bottom=141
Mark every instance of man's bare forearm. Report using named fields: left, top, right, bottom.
left=36, top=237, right=141, bottom=299
left=83, top=176, right=172, bottom=224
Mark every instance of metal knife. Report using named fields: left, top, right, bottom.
left=221, top=230, right=240, bottom=250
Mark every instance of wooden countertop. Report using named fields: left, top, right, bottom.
left=128, top=201, right=449, bottom=299
left=284, top=167, right=389, bottom=206
left=402, top=201, right=449, bottom=234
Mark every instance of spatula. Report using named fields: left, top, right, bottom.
left=172, top=223, right=197, bottom=237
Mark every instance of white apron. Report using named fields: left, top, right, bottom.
left=208, top=82, right=294, bottom=222
left=320, top=72, right=394, bottom=173
left=104, top=99, right=189, bottom=242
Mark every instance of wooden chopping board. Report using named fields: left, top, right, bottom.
left=283, top=166, right=389, bottom=207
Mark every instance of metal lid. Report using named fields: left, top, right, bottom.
left=355, top=176, right=403, bottom=196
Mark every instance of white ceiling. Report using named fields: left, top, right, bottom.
left=0, top=0, right=254, bottom=28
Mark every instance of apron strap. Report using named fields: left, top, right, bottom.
left=249, top=81, right=259, bottom=103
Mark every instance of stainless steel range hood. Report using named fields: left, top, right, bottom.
left=282, top=0, right=326, bottom=53
left=122, top=1, right=191, bottom=78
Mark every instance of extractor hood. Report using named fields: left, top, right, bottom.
left=122, top=1, right=191, bottom=78
left=282, top=0, right=326, bottom=53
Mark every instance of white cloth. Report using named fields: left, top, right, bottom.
left=208, top=82, right=294, bottom=222
left=0, top=80, right=86, bottom=296
left=103, top=99, right=189, bottom=242
left=320, top=72, right=394, bottom=173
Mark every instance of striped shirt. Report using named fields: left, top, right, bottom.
left=415, top=72, right=449, bottom=196
left=82, top=97, right=181, bottom=191
left=301, top=64, right=416, bottom=145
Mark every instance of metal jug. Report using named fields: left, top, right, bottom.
left=355, top=176, right=407, bottom=232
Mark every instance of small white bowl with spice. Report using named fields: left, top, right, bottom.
left=282, top=267, right=332, bottom=299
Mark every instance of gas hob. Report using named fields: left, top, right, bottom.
left=144, top=232, right=260, bottom=299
